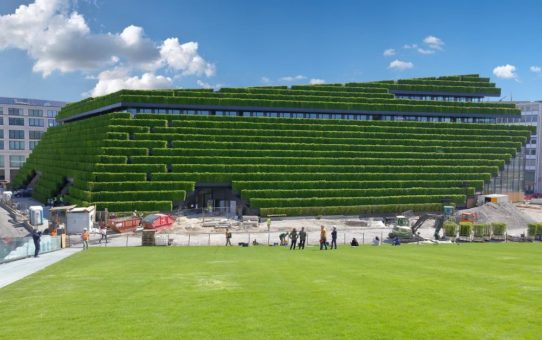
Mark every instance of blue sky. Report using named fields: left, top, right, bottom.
left=0, top=0, right=540, bottom=102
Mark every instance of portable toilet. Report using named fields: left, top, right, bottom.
left=66, top=206, right=96, bottom=234
left=29, top=206, right=44, bottom=226
left=443, top=206, right=454, bottom=218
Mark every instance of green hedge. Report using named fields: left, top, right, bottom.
left=443, top=221, right=458, bottom=237
left=491, top=222, right=507, bottom=236
left=233, top=180, right=485, bottom=191
left=152, top=172, right=492, bottom=182
left=259, top=203, right=442, bottom=216
left=240, top=187, right=474, bottom=200
left=250, top=194, right=465, bottom=208
left=92, top=190, right=186, bottom=201
left=459, top=222, right=473, bottom=237
left=88, top=181, right=195, bottom=192
left=170, top=164, right=500, bottom=175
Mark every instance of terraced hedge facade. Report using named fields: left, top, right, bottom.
left=58, top=74, right=517, bottom=121
left=13, top=111, right=532, bottom=215
left=12, top=75, right=532, bottom=215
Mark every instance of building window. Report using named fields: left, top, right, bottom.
left=9, top=117, right=24, bottom=126
left=47, top=110, right=58, bottom=118
left=29, top=109, right=44, bottom=117
left=0, top=130, right=3, bottom=138
left=0, top=117, right=3, bottom=125
left=8, top=108, right=22, bottom=116
left=9, top=155, right=25, bottom=168
left=48, top=119, right=57, bottom=127
left=29, top=141, right=39, bottom=150
left=0, top=141, right=3, bottom=150
left=29, top=130, right=44, bottom=140
left=0, top=155, right=3, bottom=168
left=9, top=130, right=24, bottom=139
left=29, top=118, right=44, bottom=127
left=9, top=141, right=25, bottom=150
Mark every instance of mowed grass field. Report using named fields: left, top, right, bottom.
left=1, top=244, right=541, bottom=339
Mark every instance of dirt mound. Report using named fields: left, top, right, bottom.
left=460, top=202, right=535, bottom=232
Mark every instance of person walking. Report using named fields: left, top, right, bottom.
left=225, top=228, right=232, bottom=246
left=82, top=228, right=89, bottom=250
left=289, top=228, right=298, bottom=250
left=99, top=225, right=108, bottom=244
left=298, top=227, right=307, bottom=250
left=320, top=225, right=327, bottom=250
left=331, top=227, right=338, bottom=250
left=31, top=229, right=42, bottom=257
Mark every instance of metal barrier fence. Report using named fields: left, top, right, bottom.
left=0, top=236, right=62, bottom=264
left=72, top=230, right=387, bottom=248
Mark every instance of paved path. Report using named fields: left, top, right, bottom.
left=0, top=247, right=82, bottom=289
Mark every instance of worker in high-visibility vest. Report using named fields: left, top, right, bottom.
left=82, top=228, right=89, bottom=250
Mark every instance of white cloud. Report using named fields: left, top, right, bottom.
left=309, top=78, right=326, bottom=85
left=423, top=35, right=444, bottom=50
left=383, top=48, right=396, bottom=57
left=417, top=48, right=435, bottom=55
left=530, top=66, right=541, bottom=74
left=160, top=38, right=215, bottom=77
left=493, top=64, right=518, bottom=80
left=388, top=59, right=414, bottom=71
left=196, top=79, right=222, bottom=90
left=403, top=44, right=418, bottom=49
left=279, top=75, right=307, bottom=82
left=0, top=0, right=215, bottom=96
left=261, top=76, right=271, bottom=84
left=91, top=68, right=172, bottom=97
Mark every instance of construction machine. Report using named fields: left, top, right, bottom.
left=388, top=206, right=453, bottom=242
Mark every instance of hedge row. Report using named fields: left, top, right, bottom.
left=152, top=126, right=526, bottom=143
left=92, top=190, right=186, bottom=202
left=167, top=119, right=528, bottom=138
left=250, top=194, right=465, bottom=208
left=527, top=223, right=542, bottom=237
left=152, top=142, right=517, bottom=157
left=102, top=147, right=148, bottom=156
left=170, top=164, right=500, bottom=175
left=135, top=113, right=532, bottom=132
left=259, top=203, right=443, bottom=217
left=119, top=95, right=516, bottom=116
left=153, top=147, right=511, bottom=161
left=132, top=156, right=503, bottom=168
left=92, top=172, right=147, bottom=182
left=88, top=181, right=194, bottom=192
left=94, top=164, right=167, bottom=173
left=163, top=133, right=522, bottom=150
left=152, top=172, right=492, bottom=182
left=241, top=187, right=475, bottom=199
left=232, top=180, right=485, bottom=191
left=104, top=140, right=167, bottom=148
left=94, top=201, right=173, bottom=213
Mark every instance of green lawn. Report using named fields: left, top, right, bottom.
left=1, top=244, right=541, bottom=339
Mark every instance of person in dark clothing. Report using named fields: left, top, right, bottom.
left=350, top=238, right=359, bottom=247
left=393, top=236, right=401, bottom=246
left=330, top=227, right=338, bottom=249
left=31, top=229, right=42, bottom=257
left=289, top=228, right=298, bottom=250
left=279, top=232, right=288, bottom=246
left=298, top=227, right=307, bottom=250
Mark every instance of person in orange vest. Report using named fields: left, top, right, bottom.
left=82, top=228, right=89, bottom=250
left=319, top=225, right=328, bottom=250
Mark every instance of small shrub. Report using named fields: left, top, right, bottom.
left=491, top=222, right=507, bottom=236
left=443, top=221, right=458, bottom=237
